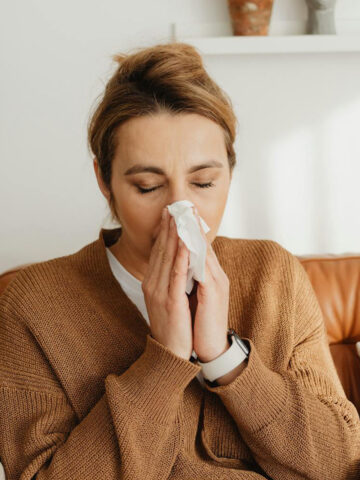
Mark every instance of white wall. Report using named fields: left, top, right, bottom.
left=0, top=1, right=360, bottom=477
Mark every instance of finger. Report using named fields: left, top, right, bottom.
left=146, top=208, right=170, bottom=286
left=204, top=243, right=229, bottom=288
left=157, top=214, right=181, bottom=293
left=201, top=246, right=217, bottom=284
left=144, top=213, right=164, bottom=284
left=168, top=237, right=190, bottom=300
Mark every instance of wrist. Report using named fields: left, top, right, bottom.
left=196, top=338, right=230, bottom=364
left=197, top=329, right=250, bottom=384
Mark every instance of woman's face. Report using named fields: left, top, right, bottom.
left=94, top=111, right=232, bottom=272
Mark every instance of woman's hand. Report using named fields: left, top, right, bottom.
left=192, top=210, right=231, bottom=363
left=142, top=207, right=193, bottom=360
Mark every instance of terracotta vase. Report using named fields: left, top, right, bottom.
left=227, top=0, right=274, bottom=36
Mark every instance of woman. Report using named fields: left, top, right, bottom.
left=0, top=42, right=359, bottom=480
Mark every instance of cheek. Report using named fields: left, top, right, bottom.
left=117, top=194, right=161, bottom=240
left=199, top=200, right=226, bottom=242
left=201, top=195, right=226, bottom=222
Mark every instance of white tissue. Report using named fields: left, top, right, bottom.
left=166, top=200, right=210, bottom=295
left=356, top=341, right=360, bottom=358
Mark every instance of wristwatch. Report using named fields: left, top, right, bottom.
left=196, top=329, right=250, bottom=383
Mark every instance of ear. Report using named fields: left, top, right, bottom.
left=93, top=158, right=111, bottom=202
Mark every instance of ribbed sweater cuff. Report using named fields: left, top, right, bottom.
left=204, top=337, right=289, bottom=433
left=105, top=333, right=201, bottom=424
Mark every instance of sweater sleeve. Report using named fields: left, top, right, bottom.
left=204, top=252, right=360, bottom=480
left=0, top=290, right=201, bottom=480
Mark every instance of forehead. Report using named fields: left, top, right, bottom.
left=113, top=112, right=226, bottom=162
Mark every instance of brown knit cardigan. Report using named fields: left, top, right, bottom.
left=0, top=227, right=359, bottom=479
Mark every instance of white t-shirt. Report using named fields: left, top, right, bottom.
left=105, top=247, right=206, bottom=388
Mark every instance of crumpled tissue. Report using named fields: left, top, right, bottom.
left=166, top=199, right=210, bottom=295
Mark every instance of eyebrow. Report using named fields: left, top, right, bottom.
left=124, top=160, right=224, bottom=176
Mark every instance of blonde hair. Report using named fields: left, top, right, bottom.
left=87, top=42, right=238, bottom=224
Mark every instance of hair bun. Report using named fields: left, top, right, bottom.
left=111, top=42, right=206, bottom=84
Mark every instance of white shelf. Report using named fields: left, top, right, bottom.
left=173, top=34, right=360, bottom=55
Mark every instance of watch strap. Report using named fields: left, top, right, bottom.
left=197, top=329, right=249, bottom=382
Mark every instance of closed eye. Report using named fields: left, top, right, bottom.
left=136, top=182, right=215, bottom=194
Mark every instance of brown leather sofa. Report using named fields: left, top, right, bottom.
left=1, top=254, right=360, bottom=415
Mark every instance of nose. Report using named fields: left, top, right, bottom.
left=165, top=185, right=198, bottom=209
left=164, top=198, right=197, bottom=218
left=153, top=199, right=198, bottom=240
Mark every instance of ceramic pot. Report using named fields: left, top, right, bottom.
left=227, top=0, right=274, bottom=36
